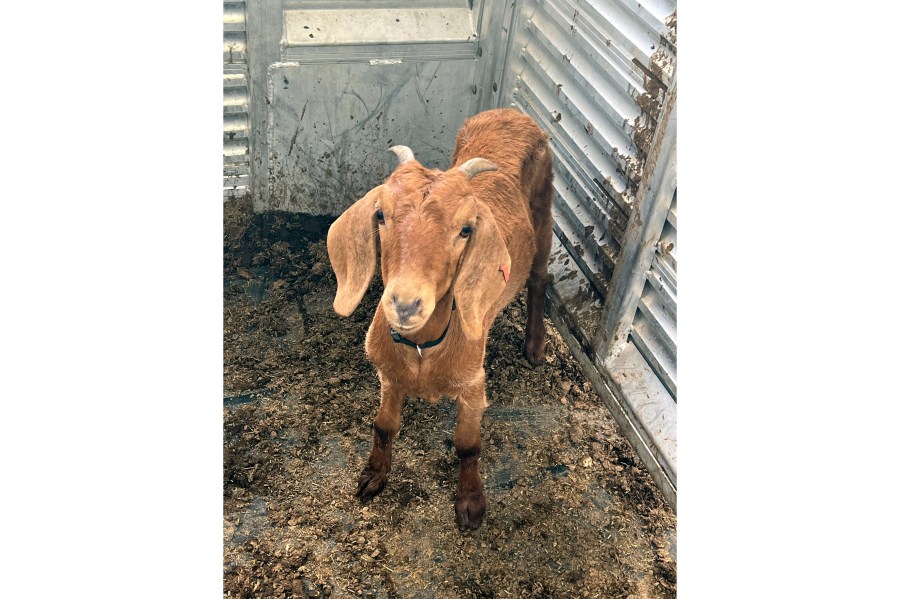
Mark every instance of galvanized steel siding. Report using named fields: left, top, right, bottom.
left=498, top=0, right=677, bottom=504
left=501, top=0, right=677, bottom=397
left=224, top=1, right=251, bottom=199
left=632, top=189, right=676, bottom=398
left=259, top=2, right=485, bottom=214
left=503, top=0, right=675, bottom=299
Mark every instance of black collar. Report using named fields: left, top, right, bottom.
left=389, top=300, right=456, bottom=358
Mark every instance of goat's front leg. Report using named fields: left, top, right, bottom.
left=356, top=377, right=404, bottom=500
left=454, top=379, right=487, bottom=529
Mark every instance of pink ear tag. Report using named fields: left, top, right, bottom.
left=499, top=264, right=510, bottom=283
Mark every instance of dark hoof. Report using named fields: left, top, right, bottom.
left=455, top=490, right=486, bottom=530
left=356, top=466, right=388, bottom=500
left=525, top=341, right=545, bottom=367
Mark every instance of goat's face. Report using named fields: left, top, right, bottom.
left=376, top=162, right=478, bottom=334
left=327, top=152, right=511, bottom=340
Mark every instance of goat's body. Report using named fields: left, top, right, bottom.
left=329, top=109, right=553, bottom=529
left=366, top=109, right=553, bottom=391
left=451, top=109, right=555, bottom=362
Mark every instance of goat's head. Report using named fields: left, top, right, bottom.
left=327, top=146, right=511, bottom=340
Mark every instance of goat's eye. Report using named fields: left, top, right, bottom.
left=459, top=225, right=472, bottom=239
left=375, top=209, right=385, bottom=224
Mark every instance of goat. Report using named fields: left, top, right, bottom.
left=326, top=109, right=554, bottom=529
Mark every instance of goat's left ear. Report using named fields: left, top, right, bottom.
left=327, top=186, right=382, bottom=316
left=454, top=202, right=511, bottom=340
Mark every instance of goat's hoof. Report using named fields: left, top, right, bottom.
left=525, top=343, right=546, bottom=367
left=455, top=490, right=486, bottom=530
left=355, top=466, right=388, bottom=500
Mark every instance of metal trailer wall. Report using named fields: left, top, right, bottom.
left=224, top=2, right=252, bottom=199
left=492, top=0, right=677, bottom=508
left=225, top=0, right=677, bottom=508
left=244, top=0, right=503, bottom=215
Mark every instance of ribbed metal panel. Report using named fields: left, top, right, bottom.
left=496, top=0, right=677, bottom=503
left=504, top=0, right=675, bottom=300
left=497, top=0, right=678, bottom=392
left=632, top=189, right=677, bottom=398
left=224, top=1, right=251, bottom=200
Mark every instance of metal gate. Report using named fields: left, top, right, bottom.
left=243, top=0, right=499, bottom=214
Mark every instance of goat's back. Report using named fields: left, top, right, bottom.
left=449, top=109, right=554, bottom=324
left=450, top=109, right=552, bottom=214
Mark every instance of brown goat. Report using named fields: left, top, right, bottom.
left=327, top=109, right=554, bottom=529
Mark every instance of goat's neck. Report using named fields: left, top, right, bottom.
left=400, top=292, right=455, bottom=346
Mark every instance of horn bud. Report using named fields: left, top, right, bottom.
left=458, top=157, right=498, bottom=180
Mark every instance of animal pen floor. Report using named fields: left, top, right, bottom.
left=223, top=197, right=676, bottom=598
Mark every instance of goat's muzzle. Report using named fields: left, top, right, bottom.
left=381, top=280, right=435, bottom=333
left=392, top=295, right=422, bottom=325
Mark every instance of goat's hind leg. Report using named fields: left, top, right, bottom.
left=356, top=378, right=404, bottom=499
left=525, top=173, right=554, bottom=366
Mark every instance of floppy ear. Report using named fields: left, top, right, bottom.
left=453, top=202, right=511, bottom=340
left=327, top=187, right=382, bottom=316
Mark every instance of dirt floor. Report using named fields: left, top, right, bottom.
left=223, top=197, right=676, bottom=598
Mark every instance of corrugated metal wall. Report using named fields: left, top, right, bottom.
left=495, top=0, right=677, bottom=506
left=224, top=1, right=251, bottom=199
left=500, top=0, right=675, bottom=300
left=632, top=188, right=676, bottom=398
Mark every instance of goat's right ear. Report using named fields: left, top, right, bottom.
left=453, top=202, right=511, bottom=340
left=327, top=186, right=382, bottom=316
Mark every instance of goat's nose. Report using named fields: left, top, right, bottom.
left=392, top=295, right=422, bottom=323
